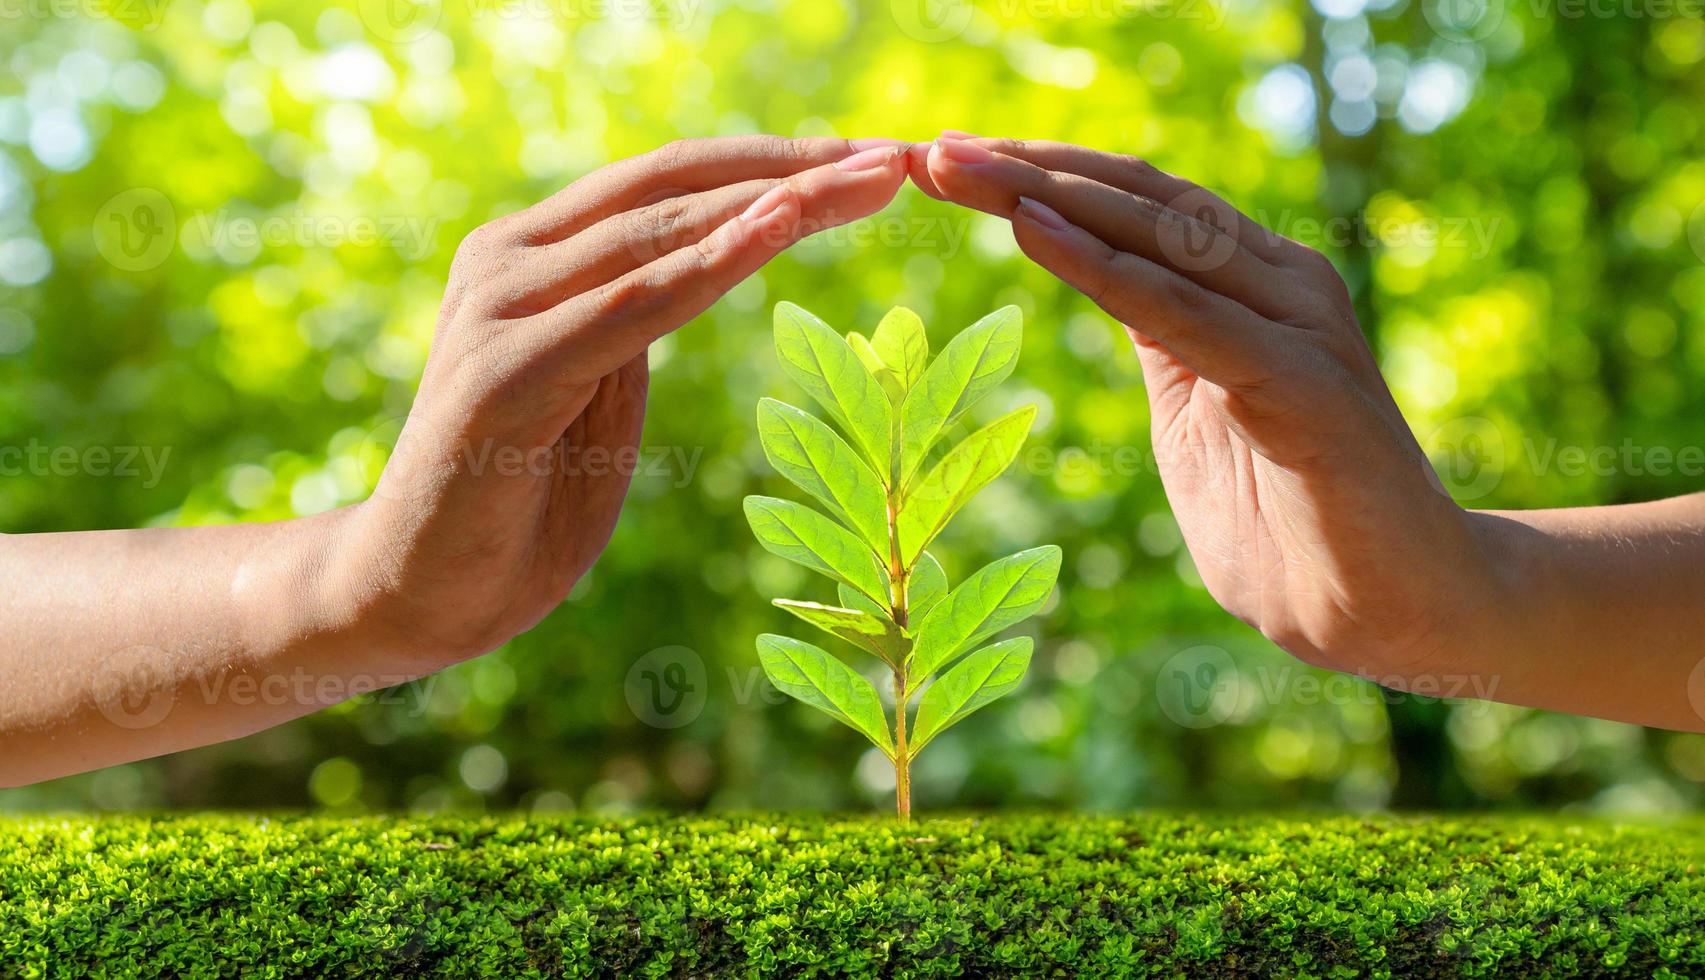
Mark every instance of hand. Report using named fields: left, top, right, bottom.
left=911, top=136, right=1499, bottom=682
left=337, top=137, right=911, bottom=666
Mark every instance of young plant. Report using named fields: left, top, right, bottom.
left=744, top=302, right=1061, bottom=821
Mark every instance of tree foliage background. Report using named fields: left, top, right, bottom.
left=3, top=0, right=1704, bottom=813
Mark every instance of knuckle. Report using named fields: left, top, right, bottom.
left=648, top=137, right=701, bottom=172
left=1294, top=243, right=1338, bottom=276
left=1163, top=272, right=1212, bottom=313
left=1115, top=153, right=1162, bottom=181
left=688, top=229, right=729, bottom=270
left=595, top=272, right=669, bottom=322
left=451, top=224, right=497, bottom=266
left=1083, top=270, right=1117, bottom=310
left=780, top=136, right=818, bottom=165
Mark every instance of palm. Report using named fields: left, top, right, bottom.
left=1138, top=343, right=1297, bottom=627
left=1135, top=335, right=1452, bottom=664
left=369, top=358, right=647, bottom=656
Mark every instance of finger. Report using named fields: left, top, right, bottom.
left=961, top=137, right=1302, bottom=267
left=904, top=130, right=979, bottom=200
left=1009, top=195, right=1287, bottom=392
left=521, top=146, right=909, bottom=384
left=927, top=139, right=1299, bottom=320
left=904, top=140, right=949, bottom=200
left=495, top=178, right=780, bottom=318
left=509, top=136, right=908, bottom=245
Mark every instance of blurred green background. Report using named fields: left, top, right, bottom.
left=2, top=0, right=1704, bottom=814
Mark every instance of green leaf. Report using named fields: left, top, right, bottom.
left=909, top=545, right=1060, bottom=680
left=870, top=307, right=928, bottom=393
left=837, top=582, right=892, bottom=621
left=757, top=398, right=889, bottom=554
left=897, top=405, right=1036, bottom=566
left=757, top=634, right=893, bottom=755
left=848, top=332, right=905, bottom=404
left=907, top=552, right=949, bottom=623
left=773, top=302, right=893, bottom=474
left=743, top=496, right=889, bottom=604
left=773, top=599, right=910, bottom=669
left=837, top=551, right=946, bottom=629
left=897, top=305, right=1022, bottom=486
left=910, top=637, right=1032, bottom=753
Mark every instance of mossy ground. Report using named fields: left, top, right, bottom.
left=2, top=812, right=1701, bottom=978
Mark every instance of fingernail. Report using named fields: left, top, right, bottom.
left=1017, top=196, right=1071, bottom=231
left=934, top=137, right=994, bottom=166
left=834, top=145, right=902, bottom=171
left=940, top=129, right=980, bottom=140
left=849, top=137, right=907, bottom=151
left=741, top=184, right=791, bottom=222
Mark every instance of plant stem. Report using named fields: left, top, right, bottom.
left=893, top=671, right=911, bottom=823
left=885, top=480, right=912, bottom=822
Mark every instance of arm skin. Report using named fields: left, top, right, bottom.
left=0, top=136, right=914, bottom=787
left=1472, top=497, right=1705, bottom=728
left=909, top=134, right=1705, bottom=733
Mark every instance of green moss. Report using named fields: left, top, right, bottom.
left=1, top=813, right=1701, bottom=978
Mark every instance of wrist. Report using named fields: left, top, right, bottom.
left=231, top=504, right=411, bottom=679
left=1444, top=508, right=1541, bottom=691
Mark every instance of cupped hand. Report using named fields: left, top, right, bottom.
left=337, top=137, right=910, bottom=666
left=912, top=136, right=1503, bottom=681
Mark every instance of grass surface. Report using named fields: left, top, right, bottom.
left=2, top=812, right=1701, bottom=978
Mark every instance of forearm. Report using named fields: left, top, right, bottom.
left=0, top=505, right=408, bottom=786
left=1466, top=492, right=1705, bottom=731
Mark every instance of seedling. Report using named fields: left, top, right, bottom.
left=745, top=302, right=1061, bottom=820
